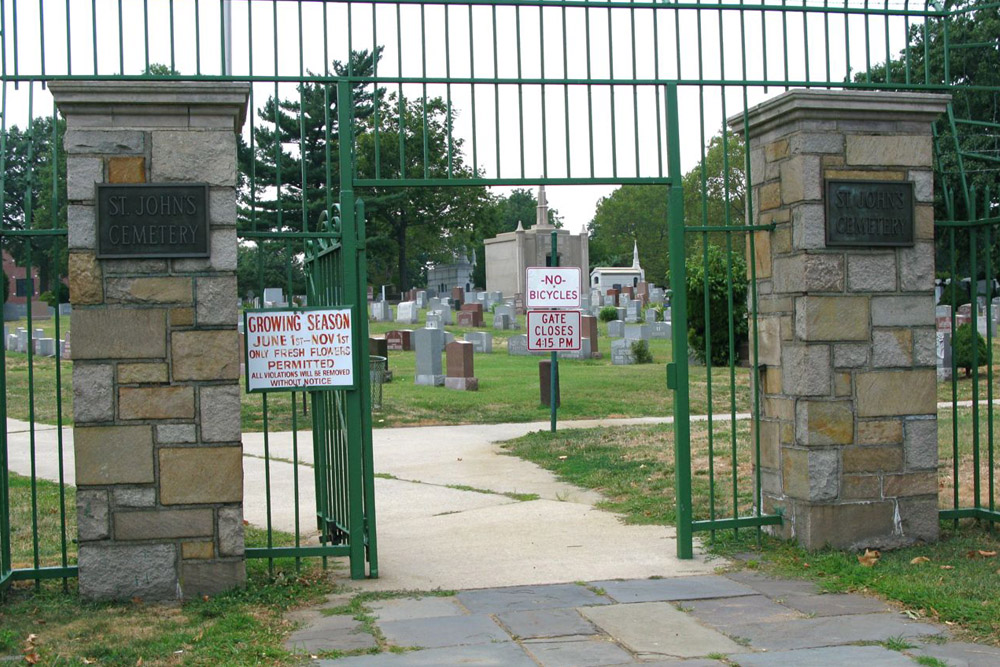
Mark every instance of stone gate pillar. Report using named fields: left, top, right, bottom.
left=731, top=90, right=950, bottom=550
left=51, top=82, right=251, bottom=600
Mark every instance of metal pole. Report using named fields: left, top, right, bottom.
left=223, top=0, right=232, bottom=76
left=550, top=229, right=558, bottom=432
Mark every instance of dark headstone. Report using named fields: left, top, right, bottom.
left=539, top=359, right=560, bottom=407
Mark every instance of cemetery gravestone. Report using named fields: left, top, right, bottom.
left=624, top=324, right=651, bottom=341
left=444, top=341, right=478, bottom=391
left=396, top=301, right=419, bottom=324
left=464, top=331, right=493, bottom=353
left=507, top=334, right=529, bottom=356
left=582, top=315, right=599, bottom=357
left=413, top=328, right=445, bottom=386
left=386, top=329, right=413, bottom=351
left=607, top=320, right=625, bottom=338
left=611, top=338, right=636, bottom=365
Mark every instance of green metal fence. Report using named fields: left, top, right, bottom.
left=1, top=0, right=999, bottom=591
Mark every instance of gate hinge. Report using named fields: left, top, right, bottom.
left=666, top=362, right=677, bottom=390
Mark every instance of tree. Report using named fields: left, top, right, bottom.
left=469, top=188, right=559, bottom=288
left=953, top=322, right=988, bottom=377
left=685, top=244, right=749, bottom=366
left=682, top=131, right=745, bottom=253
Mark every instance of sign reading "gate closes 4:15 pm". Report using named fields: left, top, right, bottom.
left=526, top=266, right=582, bottom=352
left=244, top=308, right=356, bottom=392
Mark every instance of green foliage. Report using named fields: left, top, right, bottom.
left=470, top=188, right=559, bottom=288
left=685, top=244, right=749, bottom=366
left=938, top=280, right=971, bottom=307
left=236, top=243, right=307, bottom=300
left=598, top=305, right=619, bottom=322
left=39, top=283, right=69, bottom=308
left=953, top=322, right=988, bottom=376
left=630, top=339, right=653, bottom=364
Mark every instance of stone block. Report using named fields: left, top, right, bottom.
left=791, top=204, right=827, bottom=250
left=119, top=386, right=195, bottom=419
left=105, top=277, right=192, bottom=304
left=782, top=447, right=838, bottom=501
left=845, top=135, right=932, bottom=167
left=78, top=542, right=178, bottom=601
left=182, top=542, right=215, bottom=560
left=910, top=169, right=934, bottom=202
left=834, top=372, right=852, bottom=397
left=754, top=316, right=782, bottom=366
left=847, top=254, right=897, bottom=292
left=73, top=363, right=114, bottom=423
left=904, top=418, right=938, bottom=470
left=762, top=367, right=782, bottom=395
left=772, top=226, right=792, bottom=254
left=64, top=129, right=145, bottom=154
left=843, top=445, right=903, bottom=473
left=180, top=560, right=246, bottom=598
left=795, top=400, right=854, bottom=446
left=871, top=295, right=933, bottom=327
left=157, top=423, right=197, bottom=444
left=759, top=182, right=781, bottom=210
left=113, top=487, right=156, bottom=507
left=171, top=307, right=195, bottom=327
left=115, top=509, right=214, bottom=540
left=773, top=253, right=844, bottom=293
left=218, top=506, right=245, bottom=556
left=67, top=156, right=103, bottom=201
left=195, top=275, right=238, bottom=325
left=856, top=370, right=936, bottom=417
left=795, top=501, right=896, bottom=550
left=824, top=169, right=905, bottom=182
left=765, top=138, right=789, bottom=161
left=898, top=243, right=935, bottom=292
left=872, top=329, right=912, bottom=367
left=781, top=345, right=830, bottom=396
left=108, top=156, right=146, bottom=183
left=754, top=420, right=780, bottom=469
left=795, top=296, right=868, bottom=341
left=858, top=420, right=903, bottom=445
left=781, top=155, right=822, bottom=203
left=841, top=475, right=881, bottom=500
left=790, top=132, right=844, bottom=155
left=77, top=489, right=110, bottom=541
left=209, top=188, right=238, bottom=225
left=68, top=205, right=96, bottom=249
left=118, top=362, right=169, bottom=384
left=897, top=497, right=940, bottom=543
left=174, top=227, right=238, bottom=272
left=833, top=343, right=869, bottom=368
left=152, top=130, right=237, bottom=186
left=912, top=328, right=936, bottom=367
left=102, top=259, right=168, bottom=274
left=883, top=472, right=938, bottom=497
left=159, top=446, right=243, bottom=505
left=914, top=205, right=934, bottom=240
left=75, top=425, right=154, bottom=485
left=69, top=252, right=103, bottom=305
left=200, top=384, right=241, bottom=442
left=72, top=308, right=166, bottom=359
left=171, top=330, right=240, bottom=381
left=762, top=396, right=795, bottom=422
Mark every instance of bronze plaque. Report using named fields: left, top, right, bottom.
left=96, top=183, right=209, bottom=258
left=825, top=180, right=914, bottom=247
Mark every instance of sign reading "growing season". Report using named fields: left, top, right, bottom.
left=244, top=308, right=355, bottom=392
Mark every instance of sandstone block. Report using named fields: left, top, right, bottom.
left=69, top=252, right=103, bottom=305
left=773, top=253, right=844, bottom=293
left=75, top=425, right=154, bottom=485
left=760, top=182, right=781, bottom=210
left=771, top=227, right=792, bottom=254
left=847, top=254, right=897, bottom=292
left=67, top=156, right=103, bottom=201
left=754, top=316, right=782, bottom=366
left=108, top=156, right=146, bottom=183
left=151, top=130, right=237, bottom=186
left=883, top=472, right=938, bottom=497
left=73, top=363, right=114, bottom=423
left=762, top=367, right=782, bottom=395
left=748, top=230, right=772, bottom=279
left=824, top=169, right=905, bottom=182
left=171, top=330, right=240, bottom=381
left=195, top=275, right=238, bottom=326
left=795, top=501, right=895, bottom=550
left=795, top=296, right=869, bottom=341
left=781, top=155, right=822, bottom=204
left=843, top=445, right=903, bottom=473
left=871, top=295, right=934, bottom=327
left=846, top=135, right=932, bottom=166
left=782, top=447, right=838, bottom=501
left=78, top=543, right=178, bottom=601
left=180, top=560, right=246, bottom=598
left=119, top=386, right=195, bottom=420
left=68, top=205, right=96, bottom=249
left=765, top=138, right=789, bottom=161
left=904, top=418, right=938, bottom=470
left=182, top=542, right=215, bottom=560
left=118, top=362, right=169, bottom=384
left=872, top=329, right=912, bottom=368
left=64, top=129, right=144, bottom=154
left=115, top=509, right=214, bottom=540
left=858, top=420, right=903, bottom=445
left=762, top=396, right=795, bottom=422
left=72, top=308, right=166, bottom=359
left=159, top=446, right=243, bottom=505
left=77, top=489, right=110, bottom=541
left=795, top=400, right=854, bottom=446
left=914, top=205, right=934, bottom=240
left=750, top=147, right=765, bottom=186
left=781, top=345, right=830, bottom=396
left=898, top=243, right=935, bottom=292
left=105, top=277, right=192, bottom=304
left=200, top=385, right=241, bottom=442
left=156, top=424, right=197, bottom=444
left=841, top=475, right=881, bottom=500
left=103, top=259, right=168, bottom=275
left=171, top=307, right=195, bottom=327
left=856, top=369, right=936, bottom=417
left=113, top=487, right=156, bottom=508
left=754, top=420, right=781, bottom=470
left=833, top=343, right=869, bottom=368
left=218, top=505, right=245, bottom=556
left=834, top=372, right=852, bottom=397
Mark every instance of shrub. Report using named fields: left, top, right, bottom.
left=685, top=244, right=749, bottom=366
left=953, top=322, right=988, bottom=377
left=598, top=305, right=618, bottom=322
left=937, top=281, right=971, bottom=307
left=630, top=339, right=653, bottom=364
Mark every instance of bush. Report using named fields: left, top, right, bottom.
left=630, top=339, right=653, bottom=364
left=938, top=280, right=971, bottom=307
left=953, top=322, right=988, bottom=377
left=39, top=282, right=69, bottom=308
left=685, top=245, right=749, bottom=366
left=598, top=305, right=619, bottom=322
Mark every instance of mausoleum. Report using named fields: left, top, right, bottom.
left=590, top=241, right=646, bottom=292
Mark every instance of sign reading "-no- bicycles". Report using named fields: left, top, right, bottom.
left=525, top=266, right=582, bottom=309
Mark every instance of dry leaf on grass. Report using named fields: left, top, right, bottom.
left=910, top=556, right=931, bottom=565
left=940, top=565, right=955, bottom=570
left=979, top=550, right=997, bottom=558
left=858, top=548, right=880, bottom=567
left=23, top=653, right=41, bottom=665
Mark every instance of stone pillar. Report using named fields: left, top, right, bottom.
left=51, top=82, right=250, bottom=600
left=731, top=90, right=949, bottom=550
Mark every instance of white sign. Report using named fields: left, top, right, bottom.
left=527, top=310, right=582, bottom=351
left=245, top=308, right=355, bottom=392
left=525, top=266, right=582, bottom=309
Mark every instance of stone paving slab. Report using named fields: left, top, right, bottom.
left=592, top=575, right=758, bottom=603
left=684, top=594, right=804, bottom=629
left=495, top=607, right=598, bottom=639
left=456, top=583, right=611, bottom=614
left=520, top=635, right=636, bottom=667
left=780, top=591, right=892, bottom=617
left=378, top=614, right=509, bottom=649
left=368, top=596, right=468, bottom=622
left=911, top=639, right=1000, bottom=666
left=725, top=613, right=943, bottom=651
left=316, top=642, right=538, bottom=666
left=285, top=613, right=378, bottom=654
left=579, top=601, right=743, bottom=658
left=723, top=570, right=820, bottom=598
left=727, top=644, right=918, bottom=666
